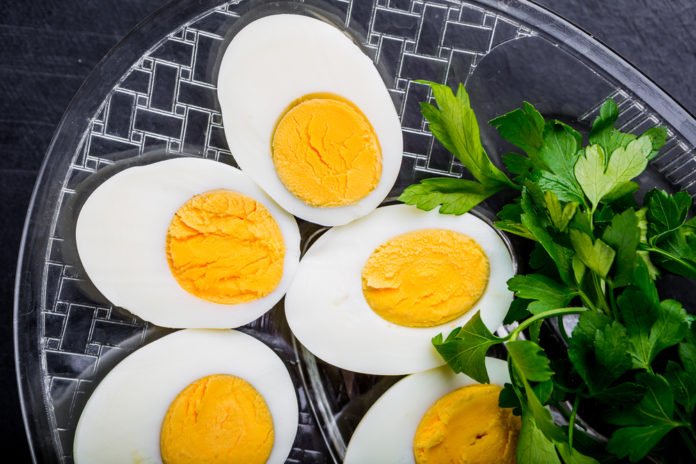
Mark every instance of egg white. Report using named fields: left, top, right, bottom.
left=217, top=14, right=403, bottom=226
left=73, top=329, right=298, bottom=464
left=285, top=204, right=515, bottom=375
left=344, top=358, right=511, bottom=464
left=75, top=157, right=301, bottom=328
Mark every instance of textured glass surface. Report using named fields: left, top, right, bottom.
left=14, top=0, right=696, bottom=463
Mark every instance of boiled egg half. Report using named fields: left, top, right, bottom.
left=73, top=329, right=298, bottom=463
left=218, top=14, right=403, bottom=226
left=285, top=204, right=514, bottom=375
left=344, top=358, right=519, bottom=464
left=75, top=157, right=300, bottom=328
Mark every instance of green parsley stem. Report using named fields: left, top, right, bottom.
left=509, top=307, right=588, bottom=341
left=606, top=279, right=619, bottom=316
left=507, top=179, right=523, bottom=191
left=577, top=289, right=599, bottom=312
left=506, top=355, right=524, bottom=401
left=552, top=383, right=584, bottom=395
left=591, top=273, right=611, bottom=317
left=568, top=395, right=581, bottom=448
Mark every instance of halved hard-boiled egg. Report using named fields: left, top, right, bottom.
left=218, top=14, right=403, bottom=226
left=285, top=204, right=514, bottom=375
left=73, top=330, right=298, bottom=463
left=75, top=157, right=300, bottom=328
left=344, top=358, right=519, bottom=464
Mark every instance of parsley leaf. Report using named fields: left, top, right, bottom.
left=569, top=207, right=592, bottom=235
left=651, top=226, right=696, bottom=279
left=593, top=321, right=633, bottom=383
left=617, top=279, right=687, bottom=369
left=649, top=299, right=689, bottom=359
left=523, top=377, right=567, bottom=443
left=594, top=203, right=616, bottom=225
left=518, top=414, right=562, bottom=463
left=608, top=373, right=679, bottom=426
left=664, top=359, right=696, bottom=416
left=670, top=342, right=696, bottom=414
left=679, top=341, right=696, bottom=375
left=499, top=383, right=522, bottom=412
left=607, top=424, right=677, bottom=463
left=568, top=312, right=607, bottom=385
left=568, top=312, right=632, bottom=393
left=517, top=413, right=562, bottom=464
left=603, top=181, right=639, bottom=202
left=617, top=287, right=657, bottom=370
left=539, top=121, right=582, bottom=169
left=536, top=121, right=585, bottom=203
left=569, top=230, right=615, bottom=279
left=631, top=257, right=660, bottom=305
left=520, top=189, right=574, bottom=285
left=572, top=255, right=586, bottom=284
left=507, top=274, right=575, bottom=313
left=643, top=126, right=668, bottom=160
left=644, top=190, right=696, bottom=279
left=417, top=81, right=513, bottom=187
left=555, top=442, right=599, bottom=464
left=503, top=152, right=533, bottom=182
left=489, top=101, right=545, bottom=159
left=607, top=373, right=684, bottom=462
left=590, top=99, right=619, bottom=135
left=544, top=191, right=578, bottom=233
left=499, top=114, right=587, bottom=204
left=590, top=382, right=646, bottom=404
left=398, top=177, right=503, bottom=215
left=496, top=201, right=534, bottom=240
left=507, top=340, right=554, bottom=382
left=534, top=379, right=554, bottom=405
left=607, top=374, right=678, bottom=426
left=589, top=99, right=637, bottom=156
left=646, top=189, right=692, bottom=242
left=574, top=138, right=652, bottom=209
left=602, top=208, right=640, bottom=286
left=432, top=312, right=502, bottom=383
left=536, top=171, right=586, bottom=204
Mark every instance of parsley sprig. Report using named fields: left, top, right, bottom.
left=400, top=81, right=696, bottom=463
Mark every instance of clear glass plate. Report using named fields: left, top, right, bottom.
left=14, top=0, right=696, bottom=463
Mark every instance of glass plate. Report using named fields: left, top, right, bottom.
left=14, top=0, right=696, bottom=462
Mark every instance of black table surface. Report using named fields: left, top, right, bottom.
left=2, top=0, right=695, bottom=461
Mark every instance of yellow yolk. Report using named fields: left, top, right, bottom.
left=160, top=374, right=274, bottom=464
left=271, top=95, right=382, bottom=207
left=166, top=190, right=285, bottom=304
left=361, top=229, right=489, bottom=327
left=413, top=384, right=520, bottom=464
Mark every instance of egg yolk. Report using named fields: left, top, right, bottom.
left=413, top=384, right=520, bottom=464
left=271, top=94, right=382, bottom=207
left=160, top=374, right=274, bottom=464
left=166, top=190, right=285, bottom=304
left=361, top=229, right=489, bottom=327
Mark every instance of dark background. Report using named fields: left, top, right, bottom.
left=1, top=0, right=694, bottom=461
